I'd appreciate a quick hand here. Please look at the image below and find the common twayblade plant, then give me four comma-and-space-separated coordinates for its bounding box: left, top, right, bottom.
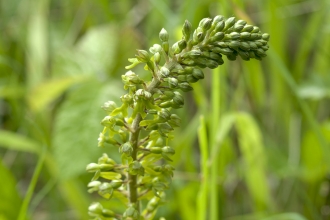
86, 15, 269, 220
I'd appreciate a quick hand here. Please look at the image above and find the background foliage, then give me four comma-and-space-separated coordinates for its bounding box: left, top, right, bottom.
1, 0, 330, 219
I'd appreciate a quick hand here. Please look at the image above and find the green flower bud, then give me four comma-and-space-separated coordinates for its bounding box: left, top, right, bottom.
187, 75, 198, 83
136, 50, 150, 62
123, 204, 140, 219
177, 75, 187, 83
192, 68, 204, 79
99, 182, 114, 199
227, 54, 237, 61
262, 45, 269, 51
182, 20, 192, 40
217, 42, 228, 48
135, 89, 152, 100
248, 51, 256, 58
101, 116, 116, 127
129, 161, 144, 176
150, 147, 162, 154
110, 180, 122, 189
240, 32, 251, 39
249, 42, 258, 50
159, 100, 174, 108
171, 42, 181, 54
121, 94, 133, 104
258, 39, 268, 45
205, 59, 219, 69
236, 19, 247, 26
250, 33, 261, 40
158, 122, 174, 134
214, 21, 225, 32
181, 59, 195, 66
101, 101, 117, 113
88, 181, 101, 188
168, 114, 181, 127
173, 91, 184, 106
193, 30, 205, 43
262, 33, 270, 41
212, 15, 224, 26
99, 164, 114, 171
239, 41, 250, 51
251, 26, 260, 33
183, 49, 202, 59
158, 108, 171, 120
168, 77, 178, 88
178, 39, 187, 50
219, 46, 235, 55
233, 24, 244, 32
150, 44, 163, 54
122, 70, 144, 85
210, 32, 224, 42
88, 203, 103, 214
228, 41, 240, 49
255, 41, 263, 47
199, 18, 212, 31
86, 163, 100, 172
102, 209, 115, 218
162, 146, 175, 155
224, 17, 236, 31
238, 49, 250, 61
154, 52, 161, 64
208, 52, 222, 61
160, 66, 170, 77
228, 32, 240, 40
211, 47, 234, 56
159, 91, 175, 100
255, 48, 267, 57
159, 28, 169, 42
178, 82, 193, 92
98, 153, 116, 165
119, 142, 133, 156
152, 177, 167, 191
242, 24, 253, 32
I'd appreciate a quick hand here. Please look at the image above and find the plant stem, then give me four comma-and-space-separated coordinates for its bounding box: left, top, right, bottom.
127, 74, 162, 209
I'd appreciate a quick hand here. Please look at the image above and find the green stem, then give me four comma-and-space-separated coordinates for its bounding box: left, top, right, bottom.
18, 147, 46, 220
127, 71, 162, 210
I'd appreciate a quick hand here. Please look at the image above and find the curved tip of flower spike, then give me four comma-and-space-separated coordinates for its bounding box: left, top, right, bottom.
178, 15, 270, 66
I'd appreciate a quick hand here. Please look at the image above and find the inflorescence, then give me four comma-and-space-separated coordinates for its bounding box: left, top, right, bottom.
86, 15, 269, 220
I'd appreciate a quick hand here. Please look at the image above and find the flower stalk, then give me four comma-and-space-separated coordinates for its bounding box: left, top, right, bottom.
86, 15, 269, 220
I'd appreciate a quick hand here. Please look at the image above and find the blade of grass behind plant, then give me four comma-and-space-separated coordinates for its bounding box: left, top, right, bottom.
269, 50, 330, 168
209, 66, 222, 220
197, 115, 209, 220
18, 146, 46, 220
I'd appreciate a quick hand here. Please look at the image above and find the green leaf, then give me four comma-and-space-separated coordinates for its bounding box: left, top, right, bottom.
27, 76, 86, 112
0, 161, 22, 220
234, 112, 270, 210
301, 121, 330, 182
100, 172, 122, 180
52, 78, 122, 179
0, 130, 40, 153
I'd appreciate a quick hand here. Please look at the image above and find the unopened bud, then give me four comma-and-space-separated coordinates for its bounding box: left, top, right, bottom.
224, 17, 236, 31
242, 25, 253, 32
101, 101, 117, 113
199, 18, 212, 31
182, 20, 192, 40
136, 50, 150, 62
159, 28, 169, 42
192, 68, 204, 79
158, 67, 169, 78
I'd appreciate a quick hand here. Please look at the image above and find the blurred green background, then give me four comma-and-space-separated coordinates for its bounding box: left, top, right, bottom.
1, 0, 330, 219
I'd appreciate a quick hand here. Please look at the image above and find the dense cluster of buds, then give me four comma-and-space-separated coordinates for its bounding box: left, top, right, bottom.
86, 15, 269, 220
